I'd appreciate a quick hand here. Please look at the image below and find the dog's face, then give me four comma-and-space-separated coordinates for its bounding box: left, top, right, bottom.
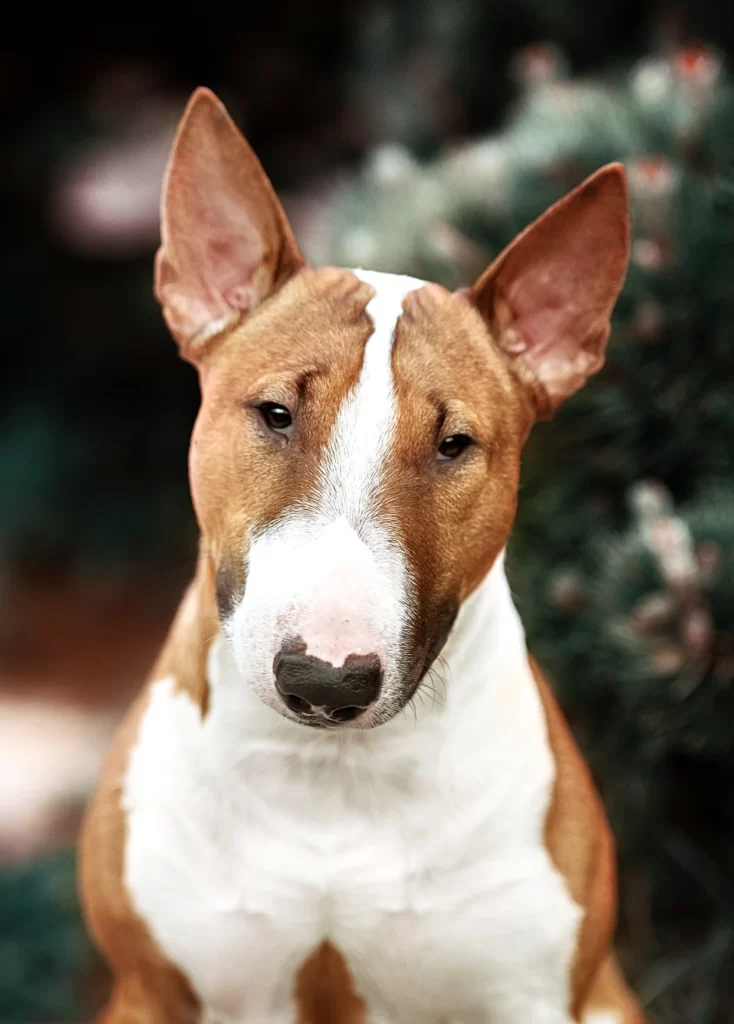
156, 89, 630, 728
186, 269, 528, 727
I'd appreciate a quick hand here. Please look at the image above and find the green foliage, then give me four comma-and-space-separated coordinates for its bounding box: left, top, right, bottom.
0, 852, 96, 1023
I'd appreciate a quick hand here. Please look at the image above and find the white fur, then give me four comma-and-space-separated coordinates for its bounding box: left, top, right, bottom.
124, 554, 582, 1024
224, 271, 425, 724
319, 269, 424, 527
584, 1012, 623, 1024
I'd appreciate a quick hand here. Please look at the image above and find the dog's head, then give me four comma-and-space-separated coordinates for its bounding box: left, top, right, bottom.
156, 88, 630, 728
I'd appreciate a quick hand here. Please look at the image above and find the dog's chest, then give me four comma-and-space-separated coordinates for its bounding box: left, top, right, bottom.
123, 636, 582, 1024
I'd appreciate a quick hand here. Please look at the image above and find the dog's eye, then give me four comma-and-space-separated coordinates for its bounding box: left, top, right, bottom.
437, 434, 473, 461
259, 402, 293, 435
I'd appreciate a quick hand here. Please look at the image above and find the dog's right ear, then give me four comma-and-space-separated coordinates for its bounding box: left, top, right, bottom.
155, 88, 305, 360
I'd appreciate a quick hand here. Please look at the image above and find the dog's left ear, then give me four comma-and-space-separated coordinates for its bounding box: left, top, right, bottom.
155, 87, 305, 359
469, 164, 630, 419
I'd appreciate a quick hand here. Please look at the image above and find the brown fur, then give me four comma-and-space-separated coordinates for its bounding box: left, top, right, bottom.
295, 943, 366, 1024
530, 656, 644, 1021
392, 283, 530, 604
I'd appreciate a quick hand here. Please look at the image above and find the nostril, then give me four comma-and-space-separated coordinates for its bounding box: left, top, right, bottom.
327, 706, 362, 723
283, 694, 316, 716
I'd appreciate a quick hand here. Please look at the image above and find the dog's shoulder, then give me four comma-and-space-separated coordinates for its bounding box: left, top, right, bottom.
529, 655, 618, 1014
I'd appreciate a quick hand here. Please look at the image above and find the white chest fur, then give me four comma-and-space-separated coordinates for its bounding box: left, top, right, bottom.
123, 557, 582, 1024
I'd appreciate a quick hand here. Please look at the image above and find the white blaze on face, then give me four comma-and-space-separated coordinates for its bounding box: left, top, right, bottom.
225, 271, 426, 722
319, 270, 424, 527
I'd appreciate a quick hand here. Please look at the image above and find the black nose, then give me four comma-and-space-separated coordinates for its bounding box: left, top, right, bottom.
273, 647, 382, 723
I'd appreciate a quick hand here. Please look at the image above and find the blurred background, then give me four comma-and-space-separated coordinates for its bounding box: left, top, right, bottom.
1, 3, 734, 1022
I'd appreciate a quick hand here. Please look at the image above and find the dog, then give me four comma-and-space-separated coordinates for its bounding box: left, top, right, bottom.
79, 87, 645, 1024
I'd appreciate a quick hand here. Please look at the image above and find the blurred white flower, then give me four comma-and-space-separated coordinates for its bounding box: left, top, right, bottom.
0, 697, 116, 862
52, 98, 182, 256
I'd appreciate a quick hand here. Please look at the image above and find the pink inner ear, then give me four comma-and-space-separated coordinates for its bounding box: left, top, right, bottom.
502, 266, 615, 408
471, 164, 631, 414
202, 232, 264, 310
505, 275, 601, 357
172, 179, 272, 326
502, 287, 567, 356
155, 88, 304, 352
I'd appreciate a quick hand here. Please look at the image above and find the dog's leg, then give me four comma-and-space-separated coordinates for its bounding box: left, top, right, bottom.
80, 694, 201, 1024
95, 972, 199, 1024
294, 942, 366, 1024
579, 954, 646, 1024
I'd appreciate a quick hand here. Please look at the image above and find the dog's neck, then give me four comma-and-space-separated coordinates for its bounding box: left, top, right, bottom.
438, 549, 526, 690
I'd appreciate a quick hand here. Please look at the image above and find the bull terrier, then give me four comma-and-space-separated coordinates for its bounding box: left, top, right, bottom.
80, 88, 645, 1024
